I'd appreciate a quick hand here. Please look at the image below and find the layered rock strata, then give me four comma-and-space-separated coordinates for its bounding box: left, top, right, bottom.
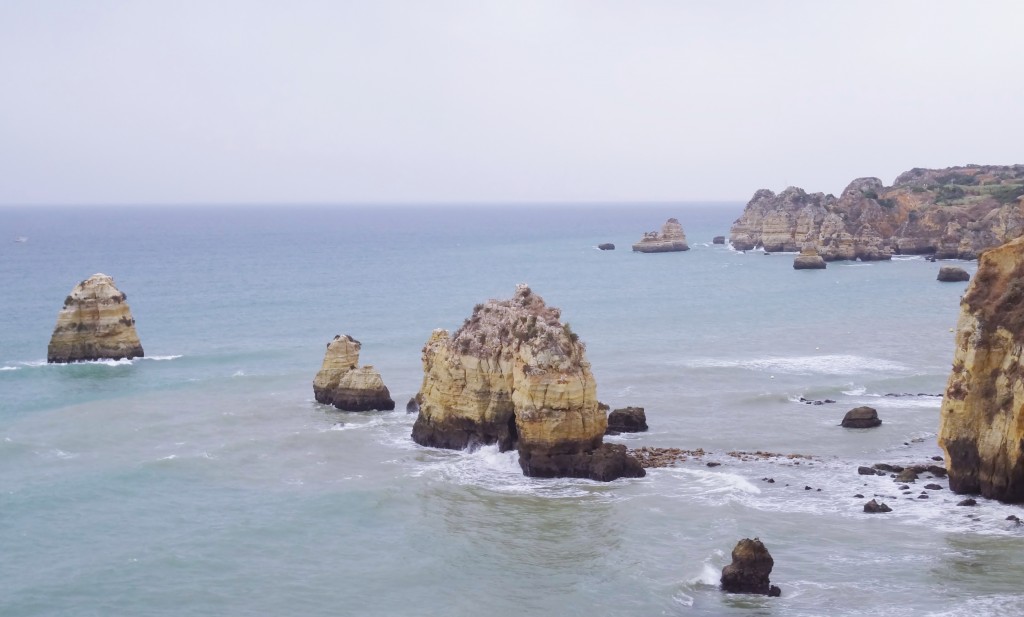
632, 218, 690, 253
720, 538, 781, 596
939, 236, 1024, 502
47, 274, 144, 363
730, 165, 1024, 260
411, 284, 645, 481
313, 335, 395, 411
793, 246, 826, 270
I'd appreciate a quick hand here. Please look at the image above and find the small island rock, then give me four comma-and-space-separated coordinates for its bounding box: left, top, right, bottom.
720, 538, 781, 596
841, 406, 881, 428
597, 243, 615, 251
793, 246, 827, 270
937, 266, 970, 282
606, 406, 648, 434
632, 218, 690, 253
47, 274, 144, 363
313, 335, 395, 411
712, 236, 726, 244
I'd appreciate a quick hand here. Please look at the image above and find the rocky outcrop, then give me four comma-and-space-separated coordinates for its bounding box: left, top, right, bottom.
939, 235, 1024, 503
730, 165, 1024, 260
793, 246, 826, 270
937, 266, 970, 282
606, 406, 648, 434
47, 274, 144, 363
712, 236, 726, 244
411, 284, 645, 481
720, 538, 781, 597
841, 406, 881, 428
313, 335, 395, 411
632, 218, 690, 253
598, 243, 615, 251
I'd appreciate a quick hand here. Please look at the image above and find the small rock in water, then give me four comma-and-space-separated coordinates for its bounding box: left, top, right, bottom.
864, 499, 892, 513
841, 406, 881, 428
804, 486, 812, 491
918, 494, 929, 499
896, 469, 919, 483
957, 498, 977, 506
406, 397, 419, 414
931, 456, 944, 462
854, 494, 864, 498
858, 466, 877, 475
924, 483, 942, 490
1006, 515, 1021, 524
720, 538, 780, 596
597, 243, 615, 251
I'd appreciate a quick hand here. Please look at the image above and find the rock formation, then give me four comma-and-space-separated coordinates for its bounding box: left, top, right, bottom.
841, 406, 881, 428
712, 236, 726, 244
793, 246, 827, 270
598, 243, 615, 251
720, 538, 781, 596
313, 335, 395, 411
939, 235, 1024, 503
411, 284, 645, 481
632, 218, 690, 253
937, 266, 970, 282
606, 406, 648, 434
47, 274, 144, 363
730, 165, 1024, 260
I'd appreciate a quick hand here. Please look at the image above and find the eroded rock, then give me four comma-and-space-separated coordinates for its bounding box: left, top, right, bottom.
720, 538, 781, 596
841, 406, 881, 428
632, 218, 690, 253
937, 266, 970, 282
606, 406, 648, 434
313, 335, 395, 411
47, 274, 144, 363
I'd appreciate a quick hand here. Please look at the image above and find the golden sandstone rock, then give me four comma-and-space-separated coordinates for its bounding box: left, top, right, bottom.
632, 218, 690, 253
47, 274, 144, 363
939, 236, 1024, 502
412, 284, 644, 481
313, 335, 394, 411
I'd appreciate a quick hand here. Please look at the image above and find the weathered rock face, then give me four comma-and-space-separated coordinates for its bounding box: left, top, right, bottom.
939, 236, 1024, 503
720, 538, 781, 596
411, 284, 645, 481
841, 406, 881, 428
47, 274, 144, 363
793, 246, 827, 270
632, 218, 690, 253
937, 266, 971, 282
313, 335, 395, 411
730, 165, 1024, 260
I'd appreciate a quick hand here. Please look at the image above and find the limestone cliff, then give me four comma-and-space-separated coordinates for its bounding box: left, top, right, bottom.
730, 165, 1024, 260
411, 284, 644, 481
47, 274, 144, 363
632, 218, 690, 253
939, 235, 1024, 503
313, 334, 395, 411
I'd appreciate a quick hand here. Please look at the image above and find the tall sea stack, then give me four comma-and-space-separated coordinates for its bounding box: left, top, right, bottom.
47, 274, 144, 363
411, 284, 644, 481
939, 235, 1024, 503
632, 218, 690, 253
313, 334, 395, 411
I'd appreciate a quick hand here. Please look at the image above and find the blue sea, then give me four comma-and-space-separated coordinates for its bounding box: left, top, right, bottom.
2, 204, 1022, 616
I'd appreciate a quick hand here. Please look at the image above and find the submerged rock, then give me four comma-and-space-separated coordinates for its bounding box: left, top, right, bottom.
720, 538, 781, 596
47, 274, 144, 363
632, 218, 690, 253
793, 246, 827, 270
940, 235, 1024, 503
606, 406, 648, 434
313, 335, 395, 411
841, 406, 881, 428
411, 284, 644, 481
937, 266, 970, 282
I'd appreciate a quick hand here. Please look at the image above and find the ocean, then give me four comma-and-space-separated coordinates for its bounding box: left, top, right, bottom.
2, 204, 1022, 616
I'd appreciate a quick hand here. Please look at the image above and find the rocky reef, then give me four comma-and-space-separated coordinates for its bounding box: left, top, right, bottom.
411, 284, 645, 481
47, 274, 144, 363
313, 334, 395, 411
939, 235, 1024, 503
730, 165, 1024, 260
632, 218, 690, 253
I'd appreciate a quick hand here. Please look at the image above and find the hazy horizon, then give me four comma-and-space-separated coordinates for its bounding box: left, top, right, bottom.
2, 1, 1022, 206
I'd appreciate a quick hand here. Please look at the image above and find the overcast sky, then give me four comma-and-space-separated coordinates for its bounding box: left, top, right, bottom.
1, 1, 1022, 205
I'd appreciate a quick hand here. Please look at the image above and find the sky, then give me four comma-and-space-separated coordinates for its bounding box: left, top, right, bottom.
1, 1, 1022, 205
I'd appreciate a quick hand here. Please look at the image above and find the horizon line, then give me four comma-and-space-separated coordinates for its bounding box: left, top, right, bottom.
0, 199, 747, 208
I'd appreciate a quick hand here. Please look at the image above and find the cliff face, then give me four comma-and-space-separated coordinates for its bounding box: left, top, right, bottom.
47, 274, 144, 363
313, 334, 395, 411
632, 218, 690, 253
939, 235, 1024, 503
412, 284, 644, 481
730, 165, 1024, 260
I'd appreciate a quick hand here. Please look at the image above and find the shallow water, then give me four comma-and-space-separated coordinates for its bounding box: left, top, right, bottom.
2, 204, 1020, 616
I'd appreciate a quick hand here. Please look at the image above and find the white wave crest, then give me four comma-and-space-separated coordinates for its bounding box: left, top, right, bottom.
676, 354, 910, 376
0, 366, 20, 371
143, 355, 182, 361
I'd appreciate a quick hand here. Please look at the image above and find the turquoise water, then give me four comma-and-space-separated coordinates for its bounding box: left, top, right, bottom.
2, 204, 1022, 616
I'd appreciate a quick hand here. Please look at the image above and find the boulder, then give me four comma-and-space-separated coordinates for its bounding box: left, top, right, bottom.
606, 406, 648, 434
406, 397, 419, 414
632, 218, 690, 253
720, 538, 781, 596
939, 235, 1024, 503
597, 243, 615, 251
841, 406, 881, 428
863, 499, 892, 513
313, 335, 395, 411
47, 274, 144, 363
712, 236, 726, 244
793, 246, 827, 270
411, 284, 644, 481
937, 266, 970, 282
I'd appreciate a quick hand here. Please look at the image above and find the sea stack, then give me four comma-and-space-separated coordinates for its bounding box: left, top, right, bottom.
411, 284, 645, 481
313, 334, 395, 411
720, 538, 781, 597
793, 246, 827, 270
632, 218, 690, 253
939, 235, 1024, 503
47, 274, 144, 363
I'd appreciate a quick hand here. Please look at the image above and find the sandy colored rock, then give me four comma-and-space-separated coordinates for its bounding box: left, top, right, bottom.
313, 334, 394, 411
730, 165, 1024, 260
47, 274, 144, 363
939, 235, 1024, 502
411, 284, 644, 481
632, 218, 690, 253
793, 245, 827, 270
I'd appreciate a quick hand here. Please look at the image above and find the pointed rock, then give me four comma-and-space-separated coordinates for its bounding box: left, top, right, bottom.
47, 274, 144, 363
313, 334, 394, 411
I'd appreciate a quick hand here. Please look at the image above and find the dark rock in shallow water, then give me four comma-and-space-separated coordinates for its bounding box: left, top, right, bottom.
924, 483, 942, 490
519, 443, 645, 481
937, 266, 970, 282
713, 236, 726, 244
957, 498, 977, 506
720, 538, 780, 596
928, 465, 947, 477
858, 466, 878, 476
874, 463, 904, 473
606, 406, 648, 434
864, 499, 892, 513
841, 406, 881, 428
406, 397, 419, 414
896, 469, 919, 483
598, 243, 615, 251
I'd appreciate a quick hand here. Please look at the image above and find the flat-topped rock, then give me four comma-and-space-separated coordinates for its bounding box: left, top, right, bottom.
793, 246, 827, 270
47, 274, 144, 363
841, 406, 881, 428
598, 243, 615, 250
937, 266, 970, 282
313, 334, 394, 411
606, 406, 648, 434
632, 218, 690, 253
